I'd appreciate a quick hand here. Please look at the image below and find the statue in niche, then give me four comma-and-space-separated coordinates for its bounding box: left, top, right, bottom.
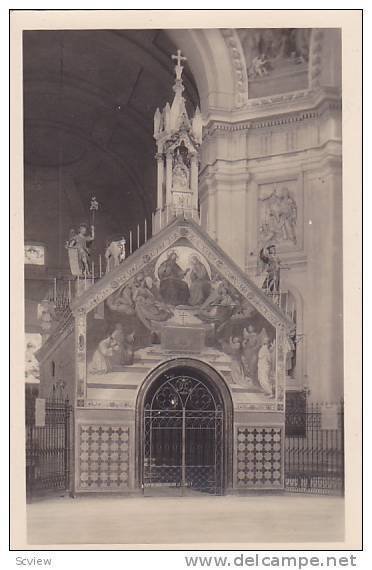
259, 186, 297, 245
172, 151, 189, 189
158, 250, 190, 305
188, 255, 211, 306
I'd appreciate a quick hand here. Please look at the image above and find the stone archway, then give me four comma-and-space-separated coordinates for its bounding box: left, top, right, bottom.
136, 358, 233, 495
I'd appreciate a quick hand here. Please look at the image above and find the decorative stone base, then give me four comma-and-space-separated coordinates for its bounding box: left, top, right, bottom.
76, 424, 130, 492
235, 425, 284, 489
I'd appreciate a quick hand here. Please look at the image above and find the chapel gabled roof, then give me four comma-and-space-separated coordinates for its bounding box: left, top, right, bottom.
71, 217, 294, 332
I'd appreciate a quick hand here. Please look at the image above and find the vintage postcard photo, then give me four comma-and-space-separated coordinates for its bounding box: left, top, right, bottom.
10, 9, 362, 550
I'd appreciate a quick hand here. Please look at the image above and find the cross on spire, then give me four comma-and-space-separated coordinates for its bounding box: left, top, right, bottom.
171, 49, 187, 81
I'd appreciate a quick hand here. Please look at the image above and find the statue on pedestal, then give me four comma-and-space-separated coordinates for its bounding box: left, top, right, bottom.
67, 222, 94, 276
66, 197, 98, 277
105, 237, 126, 272
259, 244, 282, 293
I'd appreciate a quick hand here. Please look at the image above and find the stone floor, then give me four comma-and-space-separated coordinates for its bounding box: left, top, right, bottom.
27, 493, 344, 547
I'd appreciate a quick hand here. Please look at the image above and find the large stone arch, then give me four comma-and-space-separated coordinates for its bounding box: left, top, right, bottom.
165, 28, 246, 114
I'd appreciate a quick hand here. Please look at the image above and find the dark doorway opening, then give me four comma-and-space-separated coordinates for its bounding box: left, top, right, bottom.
142, 365, 225, 495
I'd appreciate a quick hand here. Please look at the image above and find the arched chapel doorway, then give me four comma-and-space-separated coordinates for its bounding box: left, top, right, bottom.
137, 359, 233, 495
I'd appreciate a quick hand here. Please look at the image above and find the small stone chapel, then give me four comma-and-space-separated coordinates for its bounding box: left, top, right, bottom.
37, 48, 301, 496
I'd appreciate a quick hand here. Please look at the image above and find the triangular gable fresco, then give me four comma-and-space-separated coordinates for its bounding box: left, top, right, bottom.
67, 218, 295, 410
72, 217, 293, 333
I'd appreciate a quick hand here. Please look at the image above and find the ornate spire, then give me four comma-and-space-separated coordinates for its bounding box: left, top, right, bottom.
154, 48, 201, 144
152, 48, 202, 233
171, 49, 187, 84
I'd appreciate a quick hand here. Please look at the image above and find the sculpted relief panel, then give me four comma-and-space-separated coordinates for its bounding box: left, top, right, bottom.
258, 179, 301, 250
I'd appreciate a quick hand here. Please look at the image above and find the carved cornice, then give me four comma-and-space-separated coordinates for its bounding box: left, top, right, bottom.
203, 87, 341, 137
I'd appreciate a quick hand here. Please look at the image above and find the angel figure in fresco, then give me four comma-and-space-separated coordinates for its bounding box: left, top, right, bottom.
257, 334, 275, 397
88, 334, 120, 374
220, 336, 246, 387
251, 53, 270, 77
106, 274, 172, 331
106, 282, 136, 315
122, 331, 135, 365
197, 280, 239, 335
110, 323, 136, 365
241, 325, 260, 381
158, 250, 190, 305
132, 273, 173, 330
188, 255, 211, 306
109, 323, 125, 365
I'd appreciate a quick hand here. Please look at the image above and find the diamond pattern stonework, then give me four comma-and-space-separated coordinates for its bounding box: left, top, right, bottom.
78, 425, 130, 490
236, 426, 283, 488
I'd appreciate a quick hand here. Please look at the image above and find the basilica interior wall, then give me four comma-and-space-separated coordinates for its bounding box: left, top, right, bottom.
24, 29, 343, 406
199, 82, 342, 402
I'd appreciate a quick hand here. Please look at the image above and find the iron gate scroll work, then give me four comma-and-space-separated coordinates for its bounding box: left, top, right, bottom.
26, 393, 72, 498
143, 374, 224, 495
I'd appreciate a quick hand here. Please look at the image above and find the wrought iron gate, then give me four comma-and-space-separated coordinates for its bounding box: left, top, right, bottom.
26, 393, 72, 497
284, 392, 344, 494
143, 374, 224, 495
